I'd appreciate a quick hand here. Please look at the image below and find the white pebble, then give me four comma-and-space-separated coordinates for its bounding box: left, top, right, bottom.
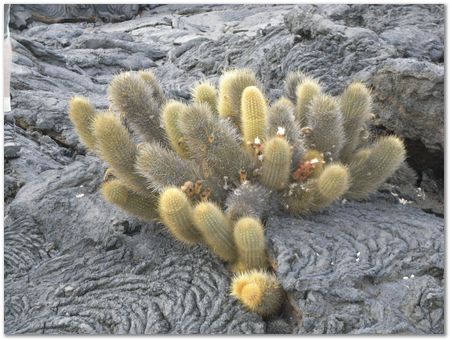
399, 198, 412, 205
403, 276, 409, 280
64, 285, 74, 293
76, 194, 85, 198
410, 274, 415, 278
356, 251, 360, 257
356, 258, 360, 262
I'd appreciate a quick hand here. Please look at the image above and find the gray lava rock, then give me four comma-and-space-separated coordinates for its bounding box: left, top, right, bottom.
266, 195, 444, 334
10, 4, 145, 29
369, 58, 444, 162
4, 4, 444, 335
5, 157, 265, 334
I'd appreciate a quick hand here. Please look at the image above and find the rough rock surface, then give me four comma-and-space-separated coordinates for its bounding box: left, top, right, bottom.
266, 195, 444, 334
4, 4, 444, 334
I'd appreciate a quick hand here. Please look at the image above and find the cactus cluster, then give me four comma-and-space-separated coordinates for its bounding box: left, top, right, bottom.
69, 68, 406, 318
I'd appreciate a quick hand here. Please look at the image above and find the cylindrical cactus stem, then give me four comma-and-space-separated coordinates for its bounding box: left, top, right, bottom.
306, 94, 345, 162
312, 163, 350, 211
260, 136, 292, 191
284, 70, 305, 104
225, 182, 271, 222
159, 187, 202, 245
192, 202, 236, 262
267, 97, 305, 168
283, 180, 316, 215
93, 113, 147, 193
232, 261, 249, 274
233, 217, 268, 271
345, 136, 406, 200
241, 86, 268, 153
231, 270, 284, 317
68, 96, 97, 151
295, 77, 321, 126
135, 142, 203, 194
138, 69, 166, 108
339, 82, 372, 162
108, 71, 166, 143
101, 179, 158, 221
192, 81, 218, 114
218, 69, 258, 127
271, 96, 295, 110
179, 103, 253, 187
350, 147, 372, 164
161, 100, 190, 158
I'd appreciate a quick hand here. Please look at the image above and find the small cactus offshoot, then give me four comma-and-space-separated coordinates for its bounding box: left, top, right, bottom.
295, 77, 321, 126
192, 80, 218, 114
159, 187, 202, 245
231, 270, 284, 317
345, 136, 406, 200
102, 178, 158, 222
218, 68, 258, 127
161, 100, 190, 158
69, 68, 407, 318
68, 96, 97, 151
260, 136, 292, 190
193, 202, 236, 262
233, 217, 268, 272
241, 86, 268, 152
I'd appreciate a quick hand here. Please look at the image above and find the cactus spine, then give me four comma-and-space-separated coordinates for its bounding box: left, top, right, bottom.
231, 270, 284, 317
241, 86, 268, 151
345, 136, 406, 200
233, 217, 268, 271
68, 96, 97, 151
102, 179, 158, 221
218, 69, 258, 127
295, 77, 321, 126
192, 81, 218, 114
159, 187, 202, 245
192, 202, 236, 262
260, 136, 292, 190
161, 100, 189, 158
